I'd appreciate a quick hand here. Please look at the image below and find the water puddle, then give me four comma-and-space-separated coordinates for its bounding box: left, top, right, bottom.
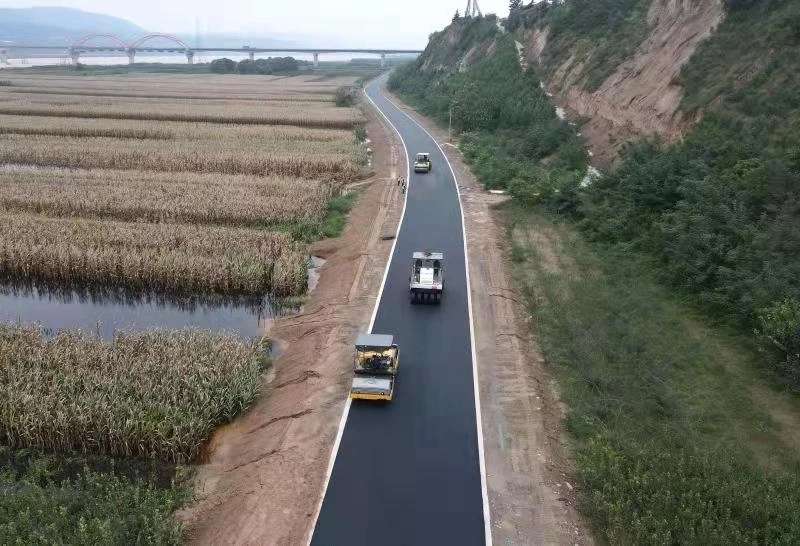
0, 283, 286, 341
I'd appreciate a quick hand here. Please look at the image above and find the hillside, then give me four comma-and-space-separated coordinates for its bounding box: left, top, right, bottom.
390, 1, 800, 543
0, 7, 145, 46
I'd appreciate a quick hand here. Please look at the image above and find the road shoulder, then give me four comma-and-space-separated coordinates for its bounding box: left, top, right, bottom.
384, 90, 592, 545
177, 96, 404, 546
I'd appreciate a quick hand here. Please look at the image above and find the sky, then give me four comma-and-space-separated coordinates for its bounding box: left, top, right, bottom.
0, 0, 512, 48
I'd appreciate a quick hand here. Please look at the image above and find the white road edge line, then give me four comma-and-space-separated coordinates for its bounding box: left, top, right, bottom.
382, 94, 494, 546
305, 77, 410, 546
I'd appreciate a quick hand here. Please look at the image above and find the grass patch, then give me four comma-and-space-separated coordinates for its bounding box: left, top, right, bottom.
504, 202, 800, 543
0, 446, 188, 544
288, 190, 359, 242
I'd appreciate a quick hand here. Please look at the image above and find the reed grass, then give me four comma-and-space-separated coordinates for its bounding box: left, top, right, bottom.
0, 212, 308, 296
0, 325, 268, 463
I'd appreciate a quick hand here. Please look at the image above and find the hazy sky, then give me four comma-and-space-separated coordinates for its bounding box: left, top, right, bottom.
1, 0, 511, 48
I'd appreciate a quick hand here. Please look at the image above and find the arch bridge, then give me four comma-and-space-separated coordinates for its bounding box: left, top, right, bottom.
68, 33, 194, 64
2, 33, 422, 67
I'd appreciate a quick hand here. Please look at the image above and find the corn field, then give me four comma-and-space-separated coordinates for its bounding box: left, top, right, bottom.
0, 73, 358, 96
5, 87, 335, 102
0, 212, 309, 296
0, 167, 338, 227
0, 114, 354, 142
0, 73, 368, 296
0, 134, 362, 179
0, 325, 268, 463
0, 102, 363, 129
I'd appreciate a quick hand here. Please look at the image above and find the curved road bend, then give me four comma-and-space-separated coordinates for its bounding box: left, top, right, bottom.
311, 75, 487, 545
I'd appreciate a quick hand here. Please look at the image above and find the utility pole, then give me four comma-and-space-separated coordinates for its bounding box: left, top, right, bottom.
448, 104, 453, 142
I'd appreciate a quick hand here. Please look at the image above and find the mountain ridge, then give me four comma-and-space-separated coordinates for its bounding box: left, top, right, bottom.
0, 7, 146, 46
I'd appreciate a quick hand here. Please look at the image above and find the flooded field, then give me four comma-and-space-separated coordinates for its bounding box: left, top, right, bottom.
0, 284, 278, 340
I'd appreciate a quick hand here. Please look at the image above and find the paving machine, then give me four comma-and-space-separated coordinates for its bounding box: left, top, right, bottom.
350, 333, 400, 401
414, 152, 432, 173
409, 251, 444, 303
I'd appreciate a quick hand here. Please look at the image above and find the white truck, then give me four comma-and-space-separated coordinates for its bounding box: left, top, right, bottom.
409, 251, 444, 303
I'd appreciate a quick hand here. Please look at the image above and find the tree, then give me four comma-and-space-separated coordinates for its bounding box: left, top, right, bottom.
453, 10, 460, 23
508, 0, 523, 31
210, 58, 236, 74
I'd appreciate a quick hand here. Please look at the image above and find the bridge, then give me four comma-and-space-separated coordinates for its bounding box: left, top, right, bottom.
0, 33, 422, 68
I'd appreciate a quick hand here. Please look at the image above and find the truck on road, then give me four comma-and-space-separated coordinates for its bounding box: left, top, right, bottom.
409, 251, 444, 303
414, 152, 432, 173
350, 333, 400, 401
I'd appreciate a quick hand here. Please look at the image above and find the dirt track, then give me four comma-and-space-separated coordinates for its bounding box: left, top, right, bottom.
384, 90, 592, 544
177, 100, 403, 545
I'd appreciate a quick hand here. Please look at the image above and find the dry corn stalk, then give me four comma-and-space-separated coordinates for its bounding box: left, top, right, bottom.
0, 212, 308, 297
0, 324, 268, 463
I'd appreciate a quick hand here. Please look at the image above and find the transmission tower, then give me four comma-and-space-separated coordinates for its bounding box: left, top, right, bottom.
464, 0, 482, 18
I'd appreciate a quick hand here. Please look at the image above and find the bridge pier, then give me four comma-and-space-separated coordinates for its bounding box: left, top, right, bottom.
248, 51, 254, 62
127, 49, 135, 65
186, 50, 194, 64
380, 52, 386, 68
313, 52, 319, 68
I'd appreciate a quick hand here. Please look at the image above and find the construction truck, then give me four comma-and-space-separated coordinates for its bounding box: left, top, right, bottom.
350, 333, 400, 401
409, 251, 444, 303
414, 152, 432, 173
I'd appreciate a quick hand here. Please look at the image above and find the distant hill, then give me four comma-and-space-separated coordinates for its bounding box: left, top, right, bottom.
0, 7, 146, 46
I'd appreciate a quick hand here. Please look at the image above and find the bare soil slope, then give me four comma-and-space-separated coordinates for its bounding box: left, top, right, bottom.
527, 0, 725, 166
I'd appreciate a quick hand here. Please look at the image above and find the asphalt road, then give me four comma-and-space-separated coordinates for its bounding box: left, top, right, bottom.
311, 76, 486, 545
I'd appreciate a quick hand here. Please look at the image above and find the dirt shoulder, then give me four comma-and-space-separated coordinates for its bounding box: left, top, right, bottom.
384, 90, 592, 544
177, 98, 404, 546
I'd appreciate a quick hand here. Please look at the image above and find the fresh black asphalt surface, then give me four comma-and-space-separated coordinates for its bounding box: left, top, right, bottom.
311, 76, 486, 545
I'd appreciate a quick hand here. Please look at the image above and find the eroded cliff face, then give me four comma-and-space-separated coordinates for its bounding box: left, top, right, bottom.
526, 0, 725, 167
419, 22, 499, 74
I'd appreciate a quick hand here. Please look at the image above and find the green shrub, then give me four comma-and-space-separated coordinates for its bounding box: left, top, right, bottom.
0, 447, 186, 544
335, 86, 357, 107
580, 436, 800, 544
757, 299, 800, 382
